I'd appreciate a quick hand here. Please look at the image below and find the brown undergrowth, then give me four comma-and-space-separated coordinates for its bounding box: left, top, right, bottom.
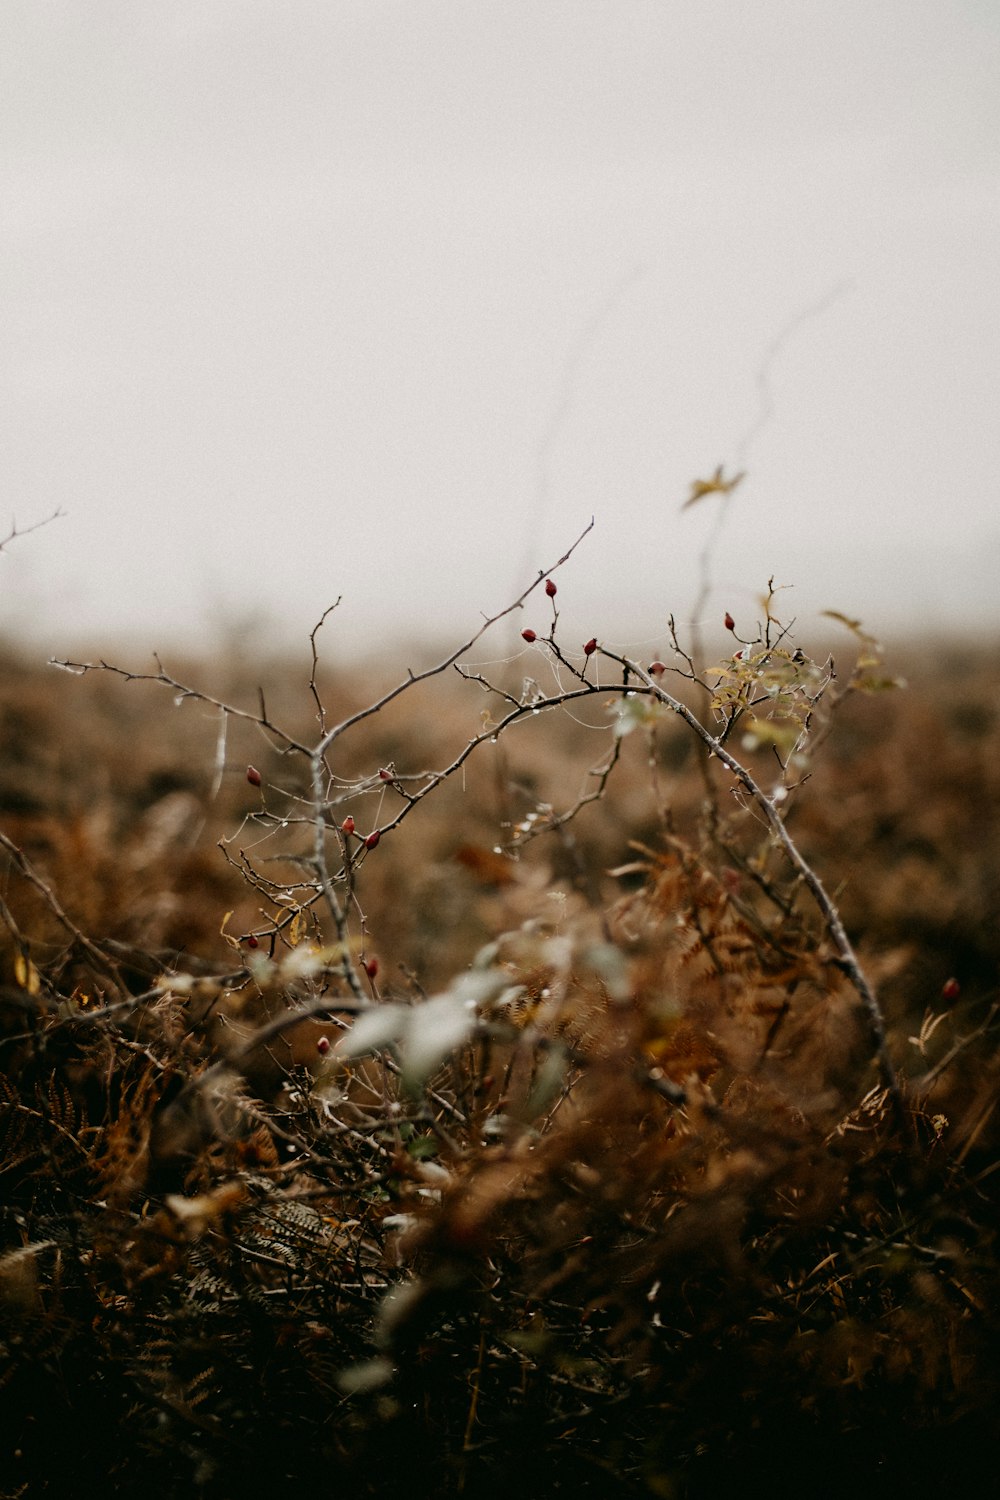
1, 626, 999, 1499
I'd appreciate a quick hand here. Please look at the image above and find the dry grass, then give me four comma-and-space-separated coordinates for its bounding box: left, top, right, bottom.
1, 633, 999, 1498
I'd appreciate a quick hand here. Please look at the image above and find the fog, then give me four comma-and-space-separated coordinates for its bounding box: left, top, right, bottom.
3, 1, 999, 667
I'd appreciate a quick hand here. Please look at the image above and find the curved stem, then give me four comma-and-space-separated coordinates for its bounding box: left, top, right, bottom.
600, 650, 904, 1121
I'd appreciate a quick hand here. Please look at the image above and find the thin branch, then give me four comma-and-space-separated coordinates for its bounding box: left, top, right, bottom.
506, 738, 623, 852
0, 831, 123, 988
47, 656, 312, 757
309, 598, 341, 733
598, 647, 904, 1121
0, 507, 64, 554
313, 518, 594, 761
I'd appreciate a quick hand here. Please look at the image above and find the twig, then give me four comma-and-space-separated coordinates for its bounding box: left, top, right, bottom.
308, 598, 341, 734
0, 831, 123, 988
598, 648, 904, 1122
0, 508, 65, 555
46, 655, 311, 757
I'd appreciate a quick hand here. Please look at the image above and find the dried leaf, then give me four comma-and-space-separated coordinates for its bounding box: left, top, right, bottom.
681, 464, 746, 510
13, 952, 41, 995
455, 843, 518, 886
821, 608, 872, 640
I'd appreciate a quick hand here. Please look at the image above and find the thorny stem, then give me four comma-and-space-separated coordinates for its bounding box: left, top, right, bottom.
308, 598, 341, 734
299, 522, 594, 976
600, 648, 904, 1121
36, 516, 902, 1130
302, 523, 594, 1003
42, 527, 598, 980
310, 754, 367, 1005
312, 519, 594, 762
48, 655, 312, 757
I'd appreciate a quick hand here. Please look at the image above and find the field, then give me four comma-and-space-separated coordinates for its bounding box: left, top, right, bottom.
2, 601, 999, 1498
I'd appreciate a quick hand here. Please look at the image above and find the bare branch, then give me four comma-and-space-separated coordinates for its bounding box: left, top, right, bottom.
597, 646, 904, 1121
0, 831, 123, 988
313, 518, 594, 761
0, 508, 64, 555
308, 598, 341, 733
47, 655, 311, 756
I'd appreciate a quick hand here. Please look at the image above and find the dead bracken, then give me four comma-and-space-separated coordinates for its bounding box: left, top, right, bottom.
2, 517, 999, 1498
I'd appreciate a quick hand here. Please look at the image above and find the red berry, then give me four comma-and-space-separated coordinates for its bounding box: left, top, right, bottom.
246, 933, 259, 950
545, 579, 557, 598
648, 661, 667, 676
246, 765, 262, 786
364, 829, 381, 850
364, 956, 380, 979
724, 612, 736, 632
378, 767, 394, 782
583, 637, 597, 656
942, 977, 961, 1002
316, 1035, 330, 1055
521, 628, 537, 643
341, 815, 356, 835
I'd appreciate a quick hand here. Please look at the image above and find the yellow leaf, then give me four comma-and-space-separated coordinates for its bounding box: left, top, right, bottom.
681, 464, 746, 510
742, 717, 802, 756
820, 608, 878, 645
218, 910, 241, 950
14, 952, 41, 995
288, 910, 307, 947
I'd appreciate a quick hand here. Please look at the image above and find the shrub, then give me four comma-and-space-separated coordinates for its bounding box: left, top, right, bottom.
2, 514, 999, 1497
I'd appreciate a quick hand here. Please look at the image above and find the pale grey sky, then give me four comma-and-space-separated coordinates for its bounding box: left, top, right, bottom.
2, 1, 999, 663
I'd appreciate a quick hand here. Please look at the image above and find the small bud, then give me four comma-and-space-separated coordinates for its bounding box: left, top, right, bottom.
341, 815, 356, 835
942, 977, 961, 1002
378, 768, 394, 782
545, 578, 557, 598
648, 661, 667, 676
246, 933, 259, 950
583, 638, 597, 656
316, 1035, 330, 1055
364, 956, 380, 979
521, 628, 537, 643
364, 829, 381, 850
246, 765, 262, 787
724, 612, 735, 632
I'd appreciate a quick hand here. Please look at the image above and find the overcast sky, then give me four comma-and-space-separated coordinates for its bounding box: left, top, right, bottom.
2, 1, 998, 666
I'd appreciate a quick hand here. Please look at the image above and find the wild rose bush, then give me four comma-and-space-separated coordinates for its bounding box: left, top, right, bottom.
2, 517, 999, 1497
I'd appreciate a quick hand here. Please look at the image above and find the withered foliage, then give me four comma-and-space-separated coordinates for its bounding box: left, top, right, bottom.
2, 634, 999, 1499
